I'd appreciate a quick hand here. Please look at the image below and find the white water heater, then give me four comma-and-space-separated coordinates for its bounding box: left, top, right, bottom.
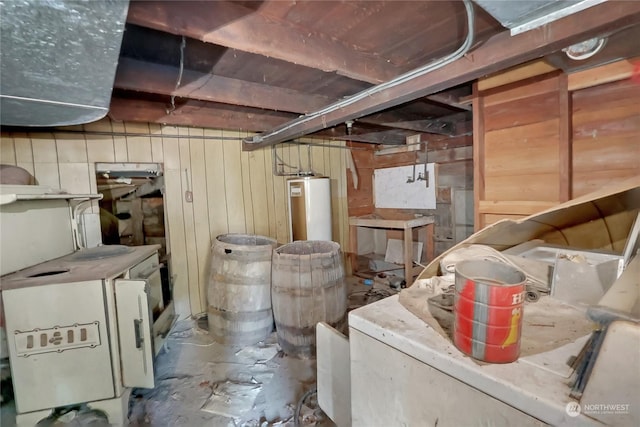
287, 176, 332, 242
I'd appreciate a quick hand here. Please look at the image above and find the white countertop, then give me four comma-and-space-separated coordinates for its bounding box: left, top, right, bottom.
348, 295, 601, 426
1, 245, 159, 290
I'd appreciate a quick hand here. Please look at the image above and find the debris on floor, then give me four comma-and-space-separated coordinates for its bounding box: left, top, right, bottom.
201, 381, 263, 419
127, 317, 333, 426
235, 344, 279, 363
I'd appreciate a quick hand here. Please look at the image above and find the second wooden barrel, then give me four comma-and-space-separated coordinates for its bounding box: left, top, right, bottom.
207, 233, 277, 346
272, 240, 347, 358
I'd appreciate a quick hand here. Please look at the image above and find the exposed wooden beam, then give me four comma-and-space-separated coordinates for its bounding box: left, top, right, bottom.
114, 57, 332, 114
108, 97, 294, 131
567, 56, 640, 90
477, 59, 557, 91
334, 130, 411, 145
375, 112, 472, 136
127, 0, 401, 84
243, 1, 640, 150
425, 87, 473, 111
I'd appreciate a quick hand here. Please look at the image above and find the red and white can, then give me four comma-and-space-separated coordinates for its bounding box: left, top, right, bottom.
453, 259, 526, 363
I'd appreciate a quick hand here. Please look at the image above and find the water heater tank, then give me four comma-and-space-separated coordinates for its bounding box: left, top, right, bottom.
287, 177, 332, 242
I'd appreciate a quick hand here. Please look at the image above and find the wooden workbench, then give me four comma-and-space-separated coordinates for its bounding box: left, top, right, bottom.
349, 214, 435, 284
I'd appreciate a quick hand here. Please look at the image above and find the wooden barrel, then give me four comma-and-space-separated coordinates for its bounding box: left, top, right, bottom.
207, 234, 277, 346
272, 241, 347, 358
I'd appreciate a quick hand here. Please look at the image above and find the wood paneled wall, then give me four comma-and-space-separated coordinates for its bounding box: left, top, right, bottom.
572, 78, 640, 197
474, 72, 564, 229
474, 59, 640, 229
0, 119, 349, 317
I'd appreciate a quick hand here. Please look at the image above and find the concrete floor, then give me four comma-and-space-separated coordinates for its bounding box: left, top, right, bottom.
0, 317, 332, 426
128, 317, 331, 426
0, 277, 385, 426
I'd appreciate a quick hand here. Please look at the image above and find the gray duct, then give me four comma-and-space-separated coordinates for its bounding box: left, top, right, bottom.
472, 0, 607, 35
0, 0, 129, 127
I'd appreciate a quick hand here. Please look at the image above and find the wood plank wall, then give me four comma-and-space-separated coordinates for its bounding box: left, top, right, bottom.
0, 118, 349, 317
474, 58, 640, 230
572, 78, 640, 197
474, 72, 563, 229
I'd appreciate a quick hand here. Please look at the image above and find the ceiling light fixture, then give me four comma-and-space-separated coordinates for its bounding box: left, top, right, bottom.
563, 37, 607, 60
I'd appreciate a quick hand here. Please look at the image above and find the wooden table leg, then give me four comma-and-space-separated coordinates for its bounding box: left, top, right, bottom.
426, 223, 434, 262
349, 224, 358, 275
404, 225, 413, 282
418, 225, 427, 265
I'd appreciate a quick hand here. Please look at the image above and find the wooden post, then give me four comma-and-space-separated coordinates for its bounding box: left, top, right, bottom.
131, 198, 145, 246
403, 225, 413, 283
472, 81, 485, 231
558, 73, 572, 202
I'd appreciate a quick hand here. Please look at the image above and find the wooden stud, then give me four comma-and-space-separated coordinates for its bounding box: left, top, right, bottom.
472, 81, 485, 231
130, 198, 145, 246
559, 73, 572, 202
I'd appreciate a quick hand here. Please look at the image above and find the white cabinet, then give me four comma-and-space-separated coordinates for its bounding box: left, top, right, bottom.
1, 245, 170, 425
348, 296, 600, 427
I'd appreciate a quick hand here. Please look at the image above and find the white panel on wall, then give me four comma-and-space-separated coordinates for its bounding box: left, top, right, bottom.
374, 163, 436, 209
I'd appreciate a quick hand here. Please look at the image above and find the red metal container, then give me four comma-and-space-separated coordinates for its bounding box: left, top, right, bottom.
453, 259, 526, 363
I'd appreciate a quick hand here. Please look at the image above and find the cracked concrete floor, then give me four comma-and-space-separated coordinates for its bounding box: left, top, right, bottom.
0, 317, 333, 427
127, 317, 333, 427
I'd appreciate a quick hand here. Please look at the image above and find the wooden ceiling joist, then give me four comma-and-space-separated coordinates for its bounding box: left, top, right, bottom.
377, 112, 472, 136
425, 87, 473, 111
108, 97, 294, 132
127, 0, 401, 84
115, 57, 332, 114
243, 1, 640, 150
336, 129, 412, 145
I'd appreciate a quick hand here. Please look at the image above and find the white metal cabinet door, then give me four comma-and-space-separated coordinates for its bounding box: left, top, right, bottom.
115, 279, 155, 389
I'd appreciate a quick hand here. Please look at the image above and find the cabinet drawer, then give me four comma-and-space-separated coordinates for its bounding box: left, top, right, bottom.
129, 254, 159, 279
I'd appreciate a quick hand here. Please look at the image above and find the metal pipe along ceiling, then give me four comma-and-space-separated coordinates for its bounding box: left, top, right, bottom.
244, 0, 476, 147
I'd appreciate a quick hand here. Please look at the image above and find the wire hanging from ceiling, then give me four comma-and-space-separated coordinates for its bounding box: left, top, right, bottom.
167, 36, 186, 114
246, 0, 476, 146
